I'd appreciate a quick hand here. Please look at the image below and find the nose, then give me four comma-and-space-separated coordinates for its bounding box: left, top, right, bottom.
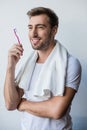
32, 27, 38, 37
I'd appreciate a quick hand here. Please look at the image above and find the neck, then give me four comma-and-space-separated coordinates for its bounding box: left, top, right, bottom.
37, 41, 56, 63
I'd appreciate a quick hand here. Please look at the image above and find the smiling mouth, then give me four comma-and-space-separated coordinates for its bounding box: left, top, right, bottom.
31, 38, 40, 45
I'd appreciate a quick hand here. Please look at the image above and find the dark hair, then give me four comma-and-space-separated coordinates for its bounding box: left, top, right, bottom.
27, 7, 59, 28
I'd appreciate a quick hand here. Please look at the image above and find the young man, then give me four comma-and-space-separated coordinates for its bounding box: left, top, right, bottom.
4, 7, 81, 130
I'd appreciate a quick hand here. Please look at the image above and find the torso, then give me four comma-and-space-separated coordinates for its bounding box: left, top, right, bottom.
21, 54, 81, 130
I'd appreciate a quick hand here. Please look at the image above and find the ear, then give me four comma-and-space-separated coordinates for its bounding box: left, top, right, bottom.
51, 25, 58, 36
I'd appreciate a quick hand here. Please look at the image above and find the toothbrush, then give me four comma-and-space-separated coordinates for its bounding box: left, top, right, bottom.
13, 28, 21, 44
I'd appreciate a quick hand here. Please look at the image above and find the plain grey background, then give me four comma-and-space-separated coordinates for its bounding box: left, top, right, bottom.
0, 0, 87, 130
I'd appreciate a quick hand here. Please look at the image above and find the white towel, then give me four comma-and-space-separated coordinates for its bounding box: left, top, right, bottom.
15, 40, 68, 97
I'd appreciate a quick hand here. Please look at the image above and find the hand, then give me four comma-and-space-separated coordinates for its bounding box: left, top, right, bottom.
17, 98, 27, 111
8, 44, 24, 67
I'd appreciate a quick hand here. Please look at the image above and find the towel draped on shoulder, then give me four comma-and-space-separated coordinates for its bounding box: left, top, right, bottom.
15, 40, 68, 97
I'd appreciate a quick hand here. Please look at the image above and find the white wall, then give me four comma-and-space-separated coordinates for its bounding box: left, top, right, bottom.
0, 0, 87, 129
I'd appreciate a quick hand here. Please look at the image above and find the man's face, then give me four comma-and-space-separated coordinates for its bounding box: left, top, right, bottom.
28, 14, 56, 50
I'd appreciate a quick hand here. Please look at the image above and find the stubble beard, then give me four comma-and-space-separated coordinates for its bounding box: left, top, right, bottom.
31, 32, 52, 51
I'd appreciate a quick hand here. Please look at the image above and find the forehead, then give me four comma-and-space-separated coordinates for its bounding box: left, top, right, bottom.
29, 14, 50, 25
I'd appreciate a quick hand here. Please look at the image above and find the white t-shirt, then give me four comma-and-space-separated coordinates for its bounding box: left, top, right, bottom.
21, 54, 81, 130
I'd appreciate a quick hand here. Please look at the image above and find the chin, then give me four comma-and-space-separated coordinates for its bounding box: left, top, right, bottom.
32, 45, 38, 50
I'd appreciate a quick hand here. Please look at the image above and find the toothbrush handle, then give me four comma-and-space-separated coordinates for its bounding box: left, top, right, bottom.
13, 29, 21, 44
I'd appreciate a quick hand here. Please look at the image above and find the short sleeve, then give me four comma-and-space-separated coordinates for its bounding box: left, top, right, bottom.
65, 54, 82, 91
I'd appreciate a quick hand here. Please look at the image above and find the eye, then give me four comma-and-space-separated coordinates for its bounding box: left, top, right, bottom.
37, 25, 45, 29
28, 25, 32, 30
38, 25, 43, 28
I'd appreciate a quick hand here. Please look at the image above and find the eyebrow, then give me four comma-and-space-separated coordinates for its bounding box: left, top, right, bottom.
28, 24, 47, 28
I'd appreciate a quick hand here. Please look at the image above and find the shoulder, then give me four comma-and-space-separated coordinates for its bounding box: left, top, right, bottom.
67, 54, 81, 73
66, 54, 82, 91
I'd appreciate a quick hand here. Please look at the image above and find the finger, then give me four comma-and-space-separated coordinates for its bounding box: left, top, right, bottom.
14, 48, 23, 56
15, 44, 24, 51
11, 44, 24, 54
9, 46, 23, 56
9, 51, 21, 59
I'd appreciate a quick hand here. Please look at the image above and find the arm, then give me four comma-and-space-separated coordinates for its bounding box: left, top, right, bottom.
4, 44, 24, 110
18, 87, 76, 119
